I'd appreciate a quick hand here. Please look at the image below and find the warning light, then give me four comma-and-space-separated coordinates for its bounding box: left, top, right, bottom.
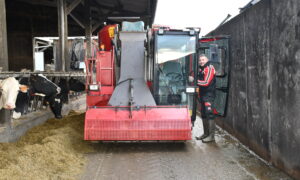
100, 44, 105, 51
108, 27, 115, 38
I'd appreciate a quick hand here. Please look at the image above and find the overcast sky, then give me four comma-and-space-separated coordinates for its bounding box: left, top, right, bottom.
154, 0, 251, 36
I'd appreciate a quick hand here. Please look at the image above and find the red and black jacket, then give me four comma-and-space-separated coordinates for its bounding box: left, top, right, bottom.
197, 61, 216, 102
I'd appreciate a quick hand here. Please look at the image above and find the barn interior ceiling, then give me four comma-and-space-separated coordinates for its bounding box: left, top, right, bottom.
11, 0, 158, 34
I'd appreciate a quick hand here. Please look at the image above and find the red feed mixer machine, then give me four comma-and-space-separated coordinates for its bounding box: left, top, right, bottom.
85, 22, 199, 141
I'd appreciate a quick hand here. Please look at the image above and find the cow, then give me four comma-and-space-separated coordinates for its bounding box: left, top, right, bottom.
12, 74, 63, 119
0, 77, 28, 110
30, 74, 63, 119
58, 78, 69, 104
69, 77, 85, 92
12, 77, 31, 119
11, 75, 85, 119
57, 77, 85, 104
30, 74, 61, 96
48, 77, 85, 119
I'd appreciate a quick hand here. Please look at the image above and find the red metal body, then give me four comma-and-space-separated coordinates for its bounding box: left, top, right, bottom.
85, 50, 115, 107
84, 106, 191, 141
84, 25, 192, 141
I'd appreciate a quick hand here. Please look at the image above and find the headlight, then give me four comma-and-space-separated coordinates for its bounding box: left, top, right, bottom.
89, 84, 99, 91
158, 29, 164, 35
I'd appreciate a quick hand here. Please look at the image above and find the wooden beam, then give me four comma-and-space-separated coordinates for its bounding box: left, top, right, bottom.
0, 0, 8, 71
85, 0, 92, 58
66, 0, 82, 14
57, 0, 69, 72
69, 12, 85, 29
0, 0, 10, 126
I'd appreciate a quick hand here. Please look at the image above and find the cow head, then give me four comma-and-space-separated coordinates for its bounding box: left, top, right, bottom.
0, 77, 29, 110
48, 94, 63, 119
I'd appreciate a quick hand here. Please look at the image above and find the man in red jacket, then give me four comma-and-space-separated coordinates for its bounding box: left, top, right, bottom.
195, 54, 216, 143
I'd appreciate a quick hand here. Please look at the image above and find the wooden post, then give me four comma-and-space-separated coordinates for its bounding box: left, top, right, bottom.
57, 0, 69, 72
85, 0, 92, 58
0, 0, 8, 71
0, 0, 10, 125
0, 110, 10, 126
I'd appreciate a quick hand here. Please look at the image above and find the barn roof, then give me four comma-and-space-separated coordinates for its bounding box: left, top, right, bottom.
14, 0, 158, 32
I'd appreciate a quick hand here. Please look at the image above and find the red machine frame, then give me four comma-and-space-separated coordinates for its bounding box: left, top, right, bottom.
84, 25, 192, 141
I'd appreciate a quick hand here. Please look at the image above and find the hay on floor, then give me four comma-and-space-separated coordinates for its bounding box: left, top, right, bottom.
0, 112, 94, 180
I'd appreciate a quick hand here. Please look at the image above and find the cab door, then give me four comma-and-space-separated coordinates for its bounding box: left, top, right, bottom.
199, 36, 230, 116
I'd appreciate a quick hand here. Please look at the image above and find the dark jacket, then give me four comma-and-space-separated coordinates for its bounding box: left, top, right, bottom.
197, 61, 216, 102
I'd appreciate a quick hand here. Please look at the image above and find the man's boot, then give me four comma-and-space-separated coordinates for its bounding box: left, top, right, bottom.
196, 118, 209, 140
202, 120, 215, 143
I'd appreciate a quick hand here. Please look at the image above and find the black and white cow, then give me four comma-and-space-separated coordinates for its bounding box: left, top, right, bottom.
11, 75, 62, 119
30, 74, 61, 96
48, 77, 85, 118
69, 77, 85, 92
30, 74, 85, 118
12, 77, 31, 119
57, 77, 85, 103
30, 74, 63, 119
11, 75, 85, 119
58, 78, 69, 104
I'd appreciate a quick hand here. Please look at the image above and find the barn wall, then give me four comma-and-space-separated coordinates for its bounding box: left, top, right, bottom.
6, 0, 84, 71
210, 0, 300, 178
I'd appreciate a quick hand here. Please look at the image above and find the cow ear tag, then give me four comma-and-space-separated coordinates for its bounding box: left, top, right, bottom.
19, 85, 29, 93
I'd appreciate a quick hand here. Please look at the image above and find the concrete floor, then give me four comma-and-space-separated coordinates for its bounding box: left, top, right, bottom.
80, 116, 292, 180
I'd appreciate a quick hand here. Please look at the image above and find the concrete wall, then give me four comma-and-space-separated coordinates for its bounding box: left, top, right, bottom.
210, 0, 300, 179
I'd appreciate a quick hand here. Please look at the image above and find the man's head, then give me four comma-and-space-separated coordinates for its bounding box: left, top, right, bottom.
199, 54, 209, 67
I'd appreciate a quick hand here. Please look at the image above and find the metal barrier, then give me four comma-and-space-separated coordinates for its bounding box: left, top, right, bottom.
0, 72, 86, 125
0, 71, 86, 78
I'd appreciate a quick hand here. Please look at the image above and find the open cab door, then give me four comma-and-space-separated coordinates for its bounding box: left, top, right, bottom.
199, 36, 230, 116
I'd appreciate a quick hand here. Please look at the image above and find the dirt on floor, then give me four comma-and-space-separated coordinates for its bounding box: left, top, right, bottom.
0, 112, 94, 180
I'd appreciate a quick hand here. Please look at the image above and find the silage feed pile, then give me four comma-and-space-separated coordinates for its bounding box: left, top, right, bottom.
0, 112, 94, 180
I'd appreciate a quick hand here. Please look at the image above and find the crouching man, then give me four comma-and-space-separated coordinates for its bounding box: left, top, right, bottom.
195, 54, 216, 143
